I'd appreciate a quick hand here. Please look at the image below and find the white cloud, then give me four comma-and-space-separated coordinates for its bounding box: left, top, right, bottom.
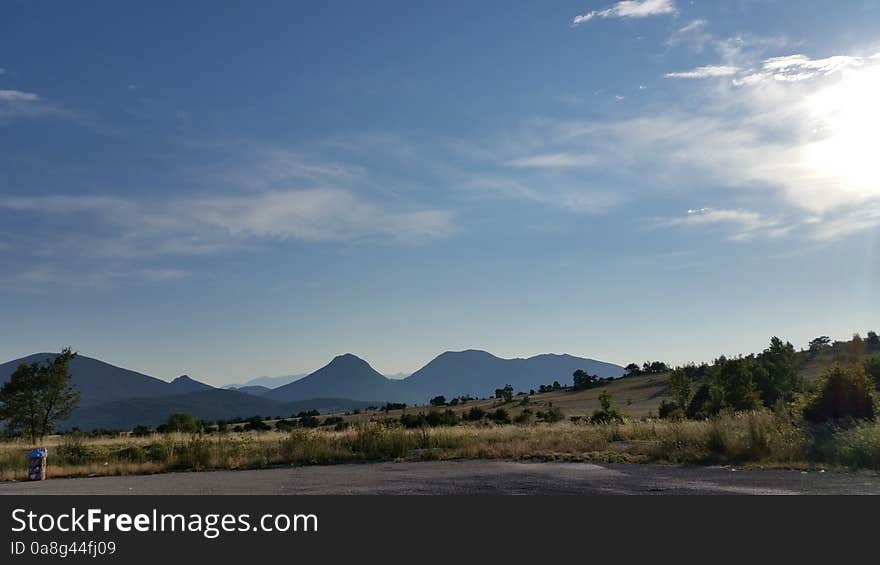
0, 188, 456, 260
0, 89, 39, 102
664, 208, 784, 240
735, 54, 865, 84
193, 189, 455, 242
0, 89, 74, 122
505, 152, 597, 168
573, 0, 675, 26
666, 65, 740, 79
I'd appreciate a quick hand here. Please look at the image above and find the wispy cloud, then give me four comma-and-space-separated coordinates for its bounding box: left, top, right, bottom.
0, 89, 39, 102
505, 152, 597, 168
0, 89, 74, 121
735, 53, 868, 84
573, 0, 675, 26
1, 188, 456, 255
666, 65, 740, 79
663, 208, 786, 241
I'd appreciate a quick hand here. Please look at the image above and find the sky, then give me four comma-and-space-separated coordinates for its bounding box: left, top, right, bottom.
1, 0, 879, 385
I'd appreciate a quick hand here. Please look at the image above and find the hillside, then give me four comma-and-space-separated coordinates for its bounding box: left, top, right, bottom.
267, 354, 402, 402
401, 350, 625, 403
63, 389, 376, 431
168, 375, 214, 394
0, 353, 176, 408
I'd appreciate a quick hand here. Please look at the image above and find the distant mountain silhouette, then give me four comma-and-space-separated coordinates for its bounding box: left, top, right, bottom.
63, 389, 375, 431
263, 350, 624, 404
233, 385, 273, 397
1, 349, 624, 430
268, 354, 400, 402
226, 374, 307, 390
0, 353, 175, 408
169, 375, 214, 394
401, 350, 624, 403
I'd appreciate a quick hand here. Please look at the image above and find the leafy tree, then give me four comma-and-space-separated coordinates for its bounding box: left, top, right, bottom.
624, 363, 641, 377
591, 390, 624, 424
495, 385, 514, 403
156, 412, 204, 434
131, 425, 153, 437
489, 407, 510, 424
158, 412, 203, 433
850, 334, 865, 364
429, 395, 447, 407
0, 349, 81, 443
463, 406, 486, 421
866, 331, 880, 352
572, 369, 599, 390
757, 337, 801, 405
666, 368, 692, 410
804, 365, 877, 424
243, 416, 271, 432
552, 380, 562, 391
865, 357, 880, 391
808, 336, 832, 354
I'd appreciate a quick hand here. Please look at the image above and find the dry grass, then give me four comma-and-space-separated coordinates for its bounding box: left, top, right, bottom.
6, 409, 877, 481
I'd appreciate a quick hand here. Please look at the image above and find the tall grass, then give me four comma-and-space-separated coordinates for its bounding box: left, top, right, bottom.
2, 412, 879, 481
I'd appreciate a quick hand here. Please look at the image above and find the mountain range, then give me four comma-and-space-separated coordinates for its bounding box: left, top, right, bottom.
0, 350, 624, 430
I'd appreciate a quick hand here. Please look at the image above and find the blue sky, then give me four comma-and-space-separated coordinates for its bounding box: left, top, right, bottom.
2, 0, 879, 384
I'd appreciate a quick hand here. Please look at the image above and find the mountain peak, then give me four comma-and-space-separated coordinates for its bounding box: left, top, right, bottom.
168, 374, 213, 393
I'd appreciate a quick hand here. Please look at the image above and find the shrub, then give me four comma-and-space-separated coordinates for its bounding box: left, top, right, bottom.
514, 409, 533, 425
591, 390, 624, 424
157, 413, 203, 434
489, 408, 510, 424
425, 410, 459, 427
804, 365, 877, 424
243, 417, 272, 432
56, 433, 96, 465
540, 406, 564, 423
131, 425, 153, 437
658, 400, 685, 420
463, 407, 486, 421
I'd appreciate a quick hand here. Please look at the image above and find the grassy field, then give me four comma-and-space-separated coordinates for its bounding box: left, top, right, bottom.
2, 343, 878, 482
321, 372, 670, 426
3, 409, 880, 481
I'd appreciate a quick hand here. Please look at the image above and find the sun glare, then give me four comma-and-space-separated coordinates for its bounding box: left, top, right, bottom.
802, 63, 880, 199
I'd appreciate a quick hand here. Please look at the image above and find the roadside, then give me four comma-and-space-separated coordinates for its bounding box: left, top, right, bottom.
2, 460, 878, 495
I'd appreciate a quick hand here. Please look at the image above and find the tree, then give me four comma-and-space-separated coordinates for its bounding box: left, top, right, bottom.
572, 369, 599, 390
429, 395, 447, 407
804, 365, 877, 424
808, 336, 832, 354
158, 412, 203, 433
494, 384, 514, 403
0, 349, 81, 444
591, 390, 623, 424
850, 334, 865, 364
666, 368, 692, 410
624, 363, 641, 377
757, 337, 801, 405
867, 331, 880, 352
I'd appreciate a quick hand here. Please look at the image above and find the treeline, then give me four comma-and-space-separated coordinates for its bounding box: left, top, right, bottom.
658, 333, 880, 425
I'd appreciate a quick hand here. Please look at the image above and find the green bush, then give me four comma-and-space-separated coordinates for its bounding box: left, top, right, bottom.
658, 400, 685, 420
489, 408, 510, 424
804, 365, 877, 424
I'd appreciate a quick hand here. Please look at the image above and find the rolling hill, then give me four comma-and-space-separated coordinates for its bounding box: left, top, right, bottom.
263, 350, 625, 404
268, 354, 401, 402
401, 350, 625, 403
0, 353, 178, 408
63, 389, 375, 431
